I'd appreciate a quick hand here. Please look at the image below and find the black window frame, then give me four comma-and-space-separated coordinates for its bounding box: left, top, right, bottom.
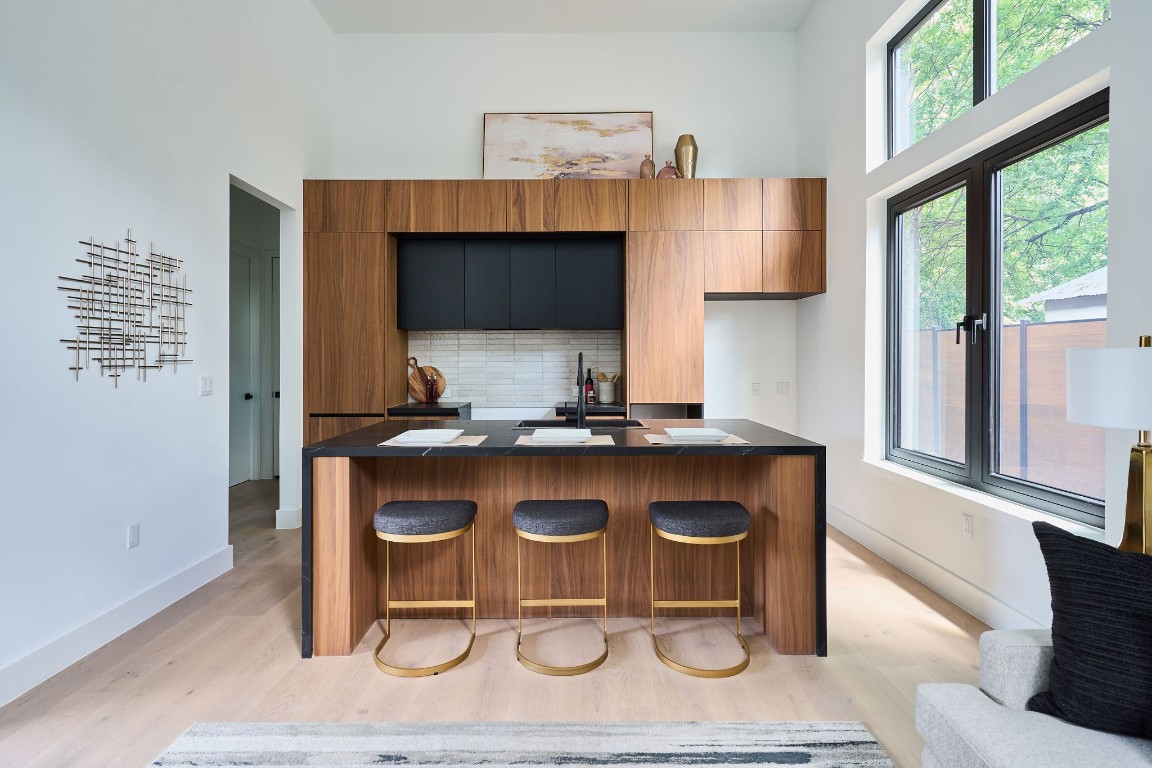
888, 0, 1108, 158
886, 89, 1109, 526
888, 0, 983, 159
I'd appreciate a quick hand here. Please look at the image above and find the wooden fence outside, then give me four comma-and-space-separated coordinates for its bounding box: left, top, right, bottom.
909, 318, 1105, 500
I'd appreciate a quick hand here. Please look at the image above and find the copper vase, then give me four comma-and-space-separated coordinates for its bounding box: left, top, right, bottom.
674, 134, 698, 179
639, 154, 655, 179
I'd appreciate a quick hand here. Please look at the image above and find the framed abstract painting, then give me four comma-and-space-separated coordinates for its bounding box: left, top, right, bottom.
483, 112, 654, 179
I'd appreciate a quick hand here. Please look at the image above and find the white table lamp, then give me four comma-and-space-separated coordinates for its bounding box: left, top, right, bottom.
1066, 336, 1152, 552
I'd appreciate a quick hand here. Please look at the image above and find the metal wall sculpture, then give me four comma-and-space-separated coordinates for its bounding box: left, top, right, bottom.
59, 229, 192, 385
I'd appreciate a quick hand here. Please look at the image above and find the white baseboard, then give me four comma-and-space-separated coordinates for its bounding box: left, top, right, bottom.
276, 506, 301, 529
0, 546, 233, 708
829, 504, 1043, 630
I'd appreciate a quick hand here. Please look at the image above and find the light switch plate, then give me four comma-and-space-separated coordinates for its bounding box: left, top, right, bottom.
199, 376, 213, 396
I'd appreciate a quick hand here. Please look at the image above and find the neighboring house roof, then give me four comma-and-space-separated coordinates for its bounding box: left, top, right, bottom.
1021, 267, 1107, 303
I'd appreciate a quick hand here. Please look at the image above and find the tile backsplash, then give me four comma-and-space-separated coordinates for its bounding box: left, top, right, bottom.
407, 330, 621, 407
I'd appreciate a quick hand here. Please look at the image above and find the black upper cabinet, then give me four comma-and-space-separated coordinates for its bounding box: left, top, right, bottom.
464, 240, 510, 328
510, 241, 556, 328
397, 240, 464, 329
397, 236, 622, 329
556, 239, 623, 329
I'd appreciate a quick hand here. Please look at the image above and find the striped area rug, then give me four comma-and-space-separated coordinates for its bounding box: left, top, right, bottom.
152, 720, 895, 767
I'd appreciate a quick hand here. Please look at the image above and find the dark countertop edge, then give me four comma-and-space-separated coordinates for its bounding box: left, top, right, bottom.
303, 418, 825, 456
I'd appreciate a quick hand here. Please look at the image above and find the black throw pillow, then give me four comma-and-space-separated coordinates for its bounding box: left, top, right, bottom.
1027, 521, 1152, 737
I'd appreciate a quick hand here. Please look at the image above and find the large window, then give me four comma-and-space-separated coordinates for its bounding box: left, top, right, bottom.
887, 92, 1108, 524
890, 0, 1109, 155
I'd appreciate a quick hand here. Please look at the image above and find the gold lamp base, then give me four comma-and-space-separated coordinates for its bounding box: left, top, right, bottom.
1118, 442, 1152, 555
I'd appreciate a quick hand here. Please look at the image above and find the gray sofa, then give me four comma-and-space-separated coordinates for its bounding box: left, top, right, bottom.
916, 629, 1152, 768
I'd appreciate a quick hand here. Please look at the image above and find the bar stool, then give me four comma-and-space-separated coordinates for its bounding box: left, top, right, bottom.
372, 500, 477, 677
648, 500, 751, 678
512, 499, 609, 675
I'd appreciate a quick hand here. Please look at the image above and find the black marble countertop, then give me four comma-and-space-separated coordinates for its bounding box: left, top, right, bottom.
385, 401, 472, 417
304, 418, 824, 458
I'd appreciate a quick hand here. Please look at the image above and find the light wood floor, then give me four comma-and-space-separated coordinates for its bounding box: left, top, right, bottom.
0, 480, 985, 768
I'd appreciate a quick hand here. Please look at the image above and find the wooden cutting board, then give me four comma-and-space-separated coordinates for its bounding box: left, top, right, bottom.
407, 357, 447, 402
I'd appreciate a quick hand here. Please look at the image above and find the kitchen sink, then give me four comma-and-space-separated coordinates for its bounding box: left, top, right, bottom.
514, 419, 647, 429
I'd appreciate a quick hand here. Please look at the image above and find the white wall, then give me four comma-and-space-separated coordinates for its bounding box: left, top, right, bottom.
796, 0, 1144, 629
330, 32, 799, 180
0, 0, 333, 705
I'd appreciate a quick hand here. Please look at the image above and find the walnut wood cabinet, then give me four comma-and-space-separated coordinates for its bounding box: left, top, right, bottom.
703, 178, 763, 230
303, 176, 825, 440
702, 178, 826, 296
627, 179, 704, 231
508, 179, 627, 232
304, 180, 388, 233
303, 233, 400, 417
704, 230, 764, 293
625, 231, 705, 404
763, 178, 826, 294
385, 180, 459, 232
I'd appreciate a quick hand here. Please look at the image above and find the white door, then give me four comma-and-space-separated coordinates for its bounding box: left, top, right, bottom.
271, 256, 280, 477
229, 247, 259, 485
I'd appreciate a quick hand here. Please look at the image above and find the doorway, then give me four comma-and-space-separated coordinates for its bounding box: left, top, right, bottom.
229, 185, 281, 486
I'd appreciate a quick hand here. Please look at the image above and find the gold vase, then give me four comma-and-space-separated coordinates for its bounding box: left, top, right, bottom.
674, 134, 698, 179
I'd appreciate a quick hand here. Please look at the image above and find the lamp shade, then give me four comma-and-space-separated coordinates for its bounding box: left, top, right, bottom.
1066, 347, 1152, 430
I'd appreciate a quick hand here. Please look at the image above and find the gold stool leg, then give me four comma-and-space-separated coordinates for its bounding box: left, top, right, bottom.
650, 528, 750, 678
373, 524, 477, 678
516, 529, 609, 676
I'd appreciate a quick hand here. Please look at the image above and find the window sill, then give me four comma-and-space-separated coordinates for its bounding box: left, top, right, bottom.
860, 456, 1106, 542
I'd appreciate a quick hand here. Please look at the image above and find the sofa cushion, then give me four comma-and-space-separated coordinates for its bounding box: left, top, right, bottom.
1029, 521, 1152, 737
916, 683, 1152, 768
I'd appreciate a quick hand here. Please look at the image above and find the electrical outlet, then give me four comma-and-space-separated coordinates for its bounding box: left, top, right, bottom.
752, 382, 761, 397
128, 523, 140, 549
962, 513, 974, 539
199, 376, 213, 396
777, 381, 791, 395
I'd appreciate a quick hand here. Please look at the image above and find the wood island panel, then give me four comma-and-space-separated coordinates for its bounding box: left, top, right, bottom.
704, 230, 764, 294
311, 456, 378, 656
310, 453, 815, 654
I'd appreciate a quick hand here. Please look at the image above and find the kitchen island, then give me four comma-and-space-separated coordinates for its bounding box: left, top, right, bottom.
302, 419, 826, 658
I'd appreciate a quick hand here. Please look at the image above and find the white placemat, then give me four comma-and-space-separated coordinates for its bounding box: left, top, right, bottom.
515, 435, 616, 446
379, 435, 487, 447
643, 434, 750, 445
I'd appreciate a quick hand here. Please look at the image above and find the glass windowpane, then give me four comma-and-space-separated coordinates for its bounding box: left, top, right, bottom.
897, 187, 968, 463
996, 122, 1109, 499
994, 0, 1110, 93
892, 0, 974, 154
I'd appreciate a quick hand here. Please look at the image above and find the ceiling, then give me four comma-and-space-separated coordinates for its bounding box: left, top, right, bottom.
308, 0, 820, 34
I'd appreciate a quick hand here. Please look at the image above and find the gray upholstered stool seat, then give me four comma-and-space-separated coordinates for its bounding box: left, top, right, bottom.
648, 499, 751, 678
374, 500, 477, 538
648, 501, 750, 539
513, 499, 609, 538
370, 499, 478, 677
513, 498, 610, 675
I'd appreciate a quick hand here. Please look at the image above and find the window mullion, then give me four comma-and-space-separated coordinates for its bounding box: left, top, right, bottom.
974, 0, 991, 105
